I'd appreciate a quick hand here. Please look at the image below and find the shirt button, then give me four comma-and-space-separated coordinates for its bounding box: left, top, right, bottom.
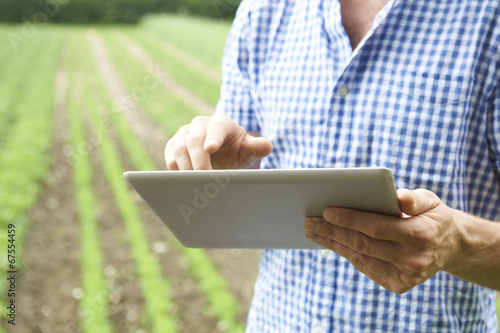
313, 324, 324, 333
339, 86, 349, 96
321, 249, 330, 258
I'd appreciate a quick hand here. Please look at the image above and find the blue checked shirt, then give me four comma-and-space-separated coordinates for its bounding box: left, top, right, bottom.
215, 0, 500, 331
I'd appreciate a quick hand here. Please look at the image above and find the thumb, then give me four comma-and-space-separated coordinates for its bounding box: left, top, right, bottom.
242, 135, 273, 159
398, 188, 441, 216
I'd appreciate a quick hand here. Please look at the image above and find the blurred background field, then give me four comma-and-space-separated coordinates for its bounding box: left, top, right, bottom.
0, 1, 499, 332
0, 0, 241, 23
0, 4, 266, 331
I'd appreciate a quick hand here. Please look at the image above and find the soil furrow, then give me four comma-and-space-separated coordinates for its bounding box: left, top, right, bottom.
68, 71, 148, 332
87, 30, 227, 332
87, 30, 168, 165
15, 42, 82, 333
92, 88, 221, 333
88, 30, 260, 326
84, 120, 149, 332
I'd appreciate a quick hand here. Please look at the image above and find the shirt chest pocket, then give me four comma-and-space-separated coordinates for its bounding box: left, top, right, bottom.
381, 71, 473, 189
387, 71, 470, 106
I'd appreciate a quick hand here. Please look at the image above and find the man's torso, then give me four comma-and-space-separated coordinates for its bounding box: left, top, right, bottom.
217, 0, 500, 331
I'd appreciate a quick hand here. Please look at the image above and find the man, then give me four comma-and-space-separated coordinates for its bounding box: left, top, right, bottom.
165, 0, 500, 331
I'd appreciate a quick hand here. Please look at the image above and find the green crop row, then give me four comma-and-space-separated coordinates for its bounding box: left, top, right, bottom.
100, 70, 246, 331
174, 244, 245, 332
116, 28, 221, 106
75, 30, 178, 333
65, 34, 114, 333
97, 28, 200, 137
0, 33, 22, 77
0, 30, 53, 146
140, 14, 231, 69
0, 27, 63, 331
89, 30, 244, 332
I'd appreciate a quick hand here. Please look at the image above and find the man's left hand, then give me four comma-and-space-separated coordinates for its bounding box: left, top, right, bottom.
304, 188, 464, 294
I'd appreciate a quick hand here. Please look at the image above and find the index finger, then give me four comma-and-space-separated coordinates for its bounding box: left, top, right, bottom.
204, 116, 235, 153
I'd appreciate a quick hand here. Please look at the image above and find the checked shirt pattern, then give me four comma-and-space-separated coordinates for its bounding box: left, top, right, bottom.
215, 0, 500, 331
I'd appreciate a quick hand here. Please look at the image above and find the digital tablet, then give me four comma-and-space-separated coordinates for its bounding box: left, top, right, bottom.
123, 168, 401, 249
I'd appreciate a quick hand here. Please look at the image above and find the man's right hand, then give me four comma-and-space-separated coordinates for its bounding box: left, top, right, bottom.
165, 115, 273, 170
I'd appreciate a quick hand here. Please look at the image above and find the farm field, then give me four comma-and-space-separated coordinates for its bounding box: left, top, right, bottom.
0, 15, 260, 333
0, 13, 499, 333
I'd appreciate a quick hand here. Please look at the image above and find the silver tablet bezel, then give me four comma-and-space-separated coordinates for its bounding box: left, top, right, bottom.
124, 168, 400, 249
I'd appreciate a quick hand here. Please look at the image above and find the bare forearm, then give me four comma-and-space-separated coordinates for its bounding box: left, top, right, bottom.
446, 210, 500, 290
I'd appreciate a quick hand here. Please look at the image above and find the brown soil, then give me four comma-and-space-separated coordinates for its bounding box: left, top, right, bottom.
5, 26, 498, 333
88, 29, 261, 327
4, 29, 261, 333
87, 75, 220, 332
11, 50, 83, 333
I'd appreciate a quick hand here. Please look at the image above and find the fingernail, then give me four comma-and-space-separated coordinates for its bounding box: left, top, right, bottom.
305, 218, 319, 232
324, 209, 338, 223
306, 232, 320, 242
205, 139, 216, 147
